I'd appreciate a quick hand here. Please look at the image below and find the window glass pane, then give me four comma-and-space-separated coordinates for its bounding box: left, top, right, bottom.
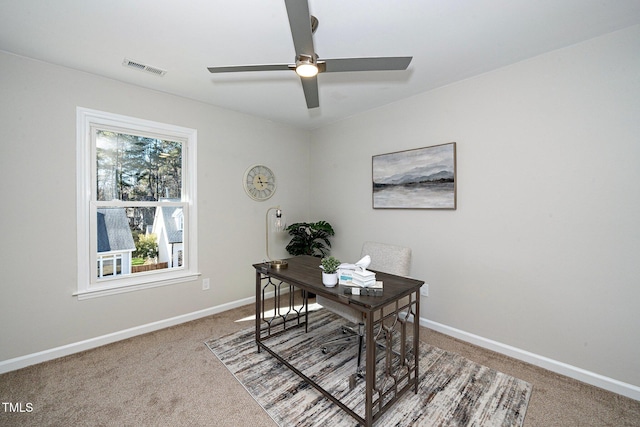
96, 205, 185, 280
97, 255, 122, 278
96, 130, 182, 202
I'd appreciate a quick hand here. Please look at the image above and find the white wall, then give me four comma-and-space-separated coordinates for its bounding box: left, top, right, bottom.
309, 26, 640, 388
0, 51, 310, 362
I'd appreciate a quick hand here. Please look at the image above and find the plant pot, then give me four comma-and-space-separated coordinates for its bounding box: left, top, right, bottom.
322, 272, 338, 287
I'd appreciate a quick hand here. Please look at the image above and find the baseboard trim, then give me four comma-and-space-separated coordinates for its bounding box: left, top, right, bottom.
420, 317, 640, 401
2, 297, 638, 401
0, 294, 258, 375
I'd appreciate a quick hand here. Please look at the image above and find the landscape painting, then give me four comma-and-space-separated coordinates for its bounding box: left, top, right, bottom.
372, 142, 456, 209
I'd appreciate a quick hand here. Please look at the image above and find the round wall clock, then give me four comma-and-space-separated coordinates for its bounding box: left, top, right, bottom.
243, 164, 277, 201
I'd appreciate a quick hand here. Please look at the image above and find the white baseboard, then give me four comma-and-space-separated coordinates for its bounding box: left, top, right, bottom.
0, 294, 258, 375
420, 317, 640, 401
2, 296, 638, 402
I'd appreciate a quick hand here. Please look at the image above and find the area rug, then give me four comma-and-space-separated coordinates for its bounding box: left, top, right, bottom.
205, 310, 531, 426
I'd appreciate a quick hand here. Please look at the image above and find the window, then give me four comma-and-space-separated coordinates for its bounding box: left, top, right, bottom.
76, 108, 198, 299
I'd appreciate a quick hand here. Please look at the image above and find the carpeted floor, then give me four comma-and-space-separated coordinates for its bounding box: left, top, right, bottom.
0, 300, 639, 426
206, 309, 532, 426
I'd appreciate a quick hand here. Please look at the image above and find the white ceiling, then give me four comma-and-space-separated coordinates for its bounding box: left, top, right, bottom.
2, 0, 639, 130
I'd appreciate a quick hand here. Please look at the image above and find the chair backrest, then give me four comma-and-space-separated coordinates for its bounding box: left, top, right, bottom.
360, 241, 411, 277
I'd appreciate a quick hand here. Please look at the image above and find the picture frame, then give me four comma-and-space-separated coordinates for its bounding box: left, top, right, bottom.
372, 142, 457, 209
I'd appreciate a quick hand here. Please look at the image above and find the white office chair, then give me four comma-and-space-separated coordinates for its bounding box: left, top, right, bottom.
317, 242, 411, 376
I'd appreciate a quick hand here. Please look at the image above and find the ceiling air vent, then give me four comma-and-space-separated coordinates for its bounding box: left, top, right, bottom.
122, 58, 167, 76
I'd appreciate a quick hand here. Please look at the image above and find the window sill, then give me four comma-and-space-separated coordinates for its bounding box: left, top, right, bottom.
74, 272, 200, 300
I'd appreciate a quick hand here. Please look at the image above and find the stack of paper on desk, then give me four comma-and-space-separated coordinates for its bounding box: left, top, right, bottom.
351, 269, 376, 287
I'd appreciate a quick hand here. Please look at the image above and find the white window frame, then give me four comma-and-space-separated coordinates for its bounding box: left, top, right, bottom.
76, 107, 199, 300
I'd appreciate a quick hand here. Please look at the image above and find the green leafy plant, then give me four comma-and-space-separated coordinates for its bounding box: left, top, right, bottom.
285, 221, 335, 257
320, 256, 341, 274
134, 233, 159, 260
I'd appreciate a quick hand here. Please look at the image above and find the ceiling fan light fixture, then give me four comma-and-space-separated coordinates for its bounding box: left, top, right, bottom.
295, 57, 318, 77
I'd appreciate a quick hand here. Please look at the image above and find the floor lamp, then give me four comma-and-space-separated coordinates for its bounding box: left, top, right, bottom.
266, 206, 288, 269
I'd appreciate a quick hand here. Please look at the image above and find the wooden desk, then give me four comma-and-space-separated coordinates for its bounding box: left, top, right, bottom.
253, 255, 423, 426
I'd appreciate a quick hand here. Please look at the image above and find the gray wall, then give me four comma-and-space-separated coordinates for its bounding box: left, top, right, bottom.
0, 50, 311, 361
309, 25, 640, 388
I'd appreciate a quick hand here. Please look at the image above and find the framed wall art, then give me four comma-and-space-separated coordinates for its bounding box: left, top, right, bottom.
372, 142, 457, 209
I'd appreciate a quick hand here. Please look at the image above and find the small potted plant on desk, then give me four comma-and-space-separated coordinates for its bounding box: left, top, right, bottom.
320, 256, 341, 287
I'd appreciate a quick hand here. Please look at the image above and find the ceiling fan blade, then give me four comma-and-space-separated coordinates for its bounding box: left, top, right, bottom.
284, 0, 315, 57
300, 76, 319, 109
322, 57, 412, 73
207, 64, 292, 73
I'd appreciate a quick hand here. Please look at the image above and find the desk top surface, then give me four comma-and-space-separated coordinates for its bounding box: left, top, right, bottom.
253, 255, 424, 311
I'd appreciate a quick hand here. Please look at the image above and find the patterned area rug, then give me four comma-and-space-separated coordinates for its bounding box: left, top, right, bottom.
205, 310, 531, 426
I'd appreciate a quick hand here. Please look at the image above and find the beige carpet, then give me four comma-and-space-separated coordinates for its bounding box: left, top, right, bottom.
0, 301, 639, 426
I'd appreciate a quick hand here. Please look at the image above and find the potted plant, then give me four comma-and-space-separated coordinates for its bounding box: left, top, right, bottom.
320, 256, 341, 287
285, 221, 335, 258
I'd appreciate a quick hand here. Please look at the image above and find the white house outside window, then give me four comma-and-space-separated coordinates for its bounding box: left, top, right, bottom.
76, 108, 198, 299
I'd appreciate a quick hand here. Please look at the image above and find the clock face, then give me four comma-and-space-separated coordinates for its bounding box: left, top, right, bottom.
243, 165, 276, 201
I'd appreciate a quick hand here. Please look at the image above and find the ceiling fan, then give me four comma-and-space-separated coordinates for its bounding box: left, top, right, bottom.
207, 0, 412, 109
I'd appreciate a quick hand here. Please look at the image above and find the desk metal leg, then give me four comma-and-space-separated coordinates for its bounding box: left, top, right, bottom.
365, 291, 420, 424
414, 292, 420, 393
255, 270, 309, 353
303, 289, 309, 333
255, 270, 262, 353
365, 313, 375, 426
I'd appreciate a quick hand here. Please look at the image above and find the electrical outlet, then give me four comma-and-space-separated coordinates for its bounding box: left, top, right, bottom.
420, 284, 429, 297
202, 278, 210, 291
